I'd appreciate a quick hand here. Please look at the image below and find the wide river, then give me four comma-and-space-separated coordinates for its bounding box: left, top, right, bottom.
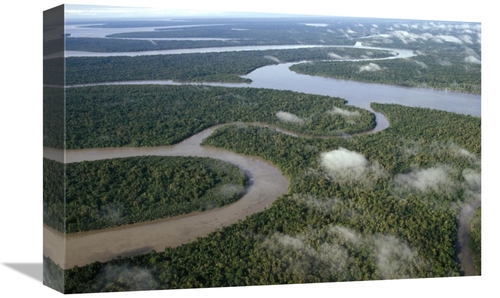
43, 26, 481, 273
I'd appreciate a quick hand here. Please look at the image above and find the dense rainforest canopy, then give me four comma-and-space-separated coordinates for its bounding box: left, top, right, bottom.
60, 85, 375, 149
51, 103, 480, 293
44, 156, 248, 233
469, 207, 481, 274
43, 16, 481, 293
45, 47, 393, 85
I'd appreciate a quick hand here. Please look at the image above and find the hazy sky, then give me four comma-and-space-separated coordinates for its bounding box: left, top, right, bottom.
60, 0, 486, 22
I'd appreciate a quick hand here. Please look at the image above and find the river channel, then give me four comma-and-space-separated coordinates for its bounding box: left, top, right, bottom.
43, 25, 481, 273
43, 124, 289, 269
59, 43, 480, 121
48, 24, 481, 117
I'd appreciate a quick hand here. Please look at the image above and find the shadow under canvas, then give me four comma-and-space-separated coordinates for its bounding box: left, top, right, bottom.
3, 263, 43, 283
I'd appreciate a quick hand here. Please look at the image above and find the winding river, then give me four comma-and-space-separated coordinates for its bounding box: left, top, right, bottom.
43, 28, 481, 273
43, 124, 289, 269
61, 44, 480, 130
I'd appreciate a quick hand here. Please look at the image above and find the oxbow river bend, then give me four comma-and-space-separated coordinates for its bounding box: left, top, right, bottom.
43, 29, 481, 273
43, 124, 289, 269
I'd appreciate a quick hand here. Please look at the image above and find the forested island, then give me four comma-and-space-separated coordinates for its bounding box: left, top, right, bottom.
45, 47, 394, 85
290, 51, 481, 94
44, 156, 248, 233
43, 11, 481, 294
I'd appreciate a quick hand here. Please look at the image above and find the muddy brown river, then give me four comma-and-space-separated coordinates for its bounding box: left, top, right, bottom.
43, 124, 289, 269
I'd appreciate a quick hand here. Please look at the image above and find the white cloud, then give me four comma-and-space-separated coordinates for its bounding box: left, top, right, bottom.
462, 168, 481, 191
450, 144, 477, 159
394, 165, 454, 192
321, 148, 368, 172
459, 34, 474, 44
328, 107, 360, 117
359, 63, 382, 72
328, 52, 344, 59
276, 111, 304, 124
437, 58, 453, 66
328, 226, 362, 244
464, 56, 481, 64
392, 30, 419, 43
436, 35, 463, 44
373, 30, 477, 46
413, 60, 428, 69
263, 230, 350, 279
320, 148, 368, 180
329, 226, 425, 279
319, 148, 387, 184
373, 234, 422, 279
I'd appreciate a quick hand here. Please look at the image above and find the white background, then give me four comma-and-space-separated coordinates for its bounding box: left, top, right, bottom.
0, 0, 496, 297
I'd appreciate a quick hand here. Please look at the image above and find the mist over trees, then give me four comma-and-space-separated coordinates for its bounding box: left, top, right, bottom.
43, 15, 481, 293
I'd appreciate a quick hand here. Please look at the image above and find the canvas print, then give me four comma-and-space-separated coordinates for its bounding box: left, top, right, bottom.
43, 4, 481, 294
